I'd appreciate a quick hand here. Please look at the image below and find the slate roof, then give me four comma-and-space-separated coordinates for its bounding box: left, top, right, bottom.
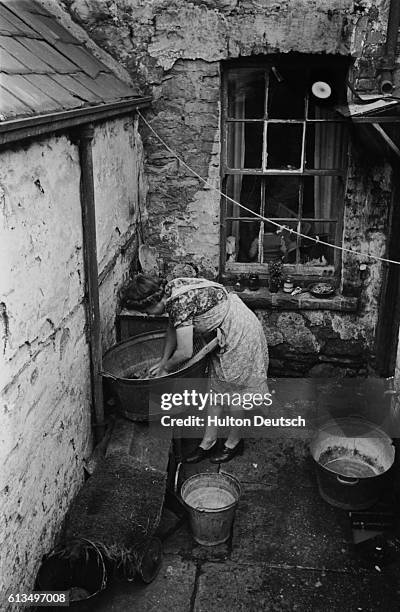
0, 0, 142, 122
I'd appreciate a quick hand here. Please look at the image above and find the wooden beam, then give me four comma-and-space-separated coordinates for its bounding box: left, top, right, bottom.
0, 97, 151, 147
78, 123, 105, 443
372, 123, 400, 158
375, 165, 400, 376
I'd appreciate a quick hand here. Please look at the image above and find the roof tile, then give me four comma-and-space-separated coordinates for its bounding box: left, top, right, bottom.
0, 83, 34, 118
96, 73, 140, 97
21, 38, 83, 73
2, 0, 52, 16
52, 73, 100, 103
24, 74, 84, 109
34, 15, 78, 44
0, 4, 39, 36
1, 73, 60, 112
54, 42, 106, 78
72, 72, 117, 101
0, 0, 143, 121
1, 47, 30, 74
0, 36, 52, 72
14, 10, 76, 44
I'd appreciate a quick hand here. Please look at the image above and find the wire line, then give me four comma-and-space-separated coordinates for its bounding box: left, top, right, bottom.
138, 110, 400, 266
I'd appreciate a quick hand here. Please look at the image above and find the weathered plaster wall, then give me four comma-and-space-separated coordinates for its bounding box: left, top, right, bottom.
93, 116, 147, 349
0, 117, 146, 604
0, 135, 91, 603
57, 0, 394, 373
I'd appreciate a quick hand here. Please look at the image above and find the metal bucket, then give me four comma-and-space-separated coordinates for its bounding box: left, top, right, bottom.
180, 472, 241, 546
310, 418, 395, 510
36, 539, 107, 606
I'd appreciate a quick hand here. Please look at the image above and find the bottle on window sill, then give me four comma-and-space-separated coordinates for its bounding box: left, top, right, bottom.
234, 277, 244, 292
248, 273, 260, 291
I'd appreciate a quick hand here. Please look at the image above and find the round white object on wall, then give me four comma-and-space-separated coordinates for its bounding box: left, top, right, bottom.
311, 81, 332, 100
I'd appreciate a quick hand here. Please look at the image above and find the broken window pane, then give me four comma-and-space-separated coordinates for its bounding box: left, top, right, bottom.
225, 176, 262, 262
299, 221, 336, 265
267, 66, 306, 119
261, 221, 296, 263
227, 122, 263, 168
227, 70, 265, 119
225, 174, 262, 217
264, 176, 300, 218
266, 123, 303, 169
226, 220, 261, 263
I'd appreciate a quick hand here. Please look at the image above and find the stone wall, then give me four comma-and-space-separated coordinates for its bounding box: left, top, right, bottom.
58, 1, 396, 374
0, 116, 145, 603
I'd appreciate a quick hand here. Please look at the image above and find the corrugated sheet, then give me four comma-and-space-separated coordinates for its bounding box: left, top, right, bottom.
0, 0, 141, 122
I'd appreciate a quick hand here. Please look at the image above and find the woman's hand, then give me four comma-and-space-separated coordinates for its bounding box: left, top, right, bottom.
149, 326, 193, 378
148, 361, 169, 378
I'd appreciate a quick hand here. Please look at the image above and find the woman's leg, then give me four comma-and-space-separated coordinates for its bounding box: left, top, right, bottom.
199, 402, 223, 449
225, 405, 243, 448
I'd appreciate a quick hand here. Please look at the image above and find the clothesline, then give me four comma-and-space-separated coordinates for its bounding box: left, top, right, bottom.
137, 110, 400, 267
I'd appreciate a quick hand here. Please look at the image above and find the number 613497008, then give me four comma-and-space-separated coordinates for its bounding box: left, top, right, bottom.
7, 591, 69, 606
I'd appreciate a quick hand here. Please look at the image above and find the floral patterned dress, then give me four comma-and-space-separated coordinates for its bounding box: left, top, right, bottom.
164, 278, 228, 328
164, 278, 269, 397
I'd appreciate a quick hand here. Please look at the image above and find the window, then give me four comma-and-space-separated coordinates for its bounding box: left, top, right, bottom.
221, 55, 350, 277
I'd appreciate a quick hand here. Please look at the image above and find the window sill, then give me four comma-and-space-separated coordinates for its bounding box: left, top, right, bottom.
227, 286, 359, 312
225, 262, 336, 278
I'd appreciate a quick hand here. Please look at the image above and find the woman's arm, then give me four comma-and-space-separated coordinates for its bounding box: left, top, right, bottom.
163, 325, 194, 373
161, 323, 177, 364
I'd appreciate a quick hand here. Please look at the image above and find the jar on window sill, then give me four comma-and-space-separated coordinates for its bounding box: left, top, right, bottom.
283, 277, 294, 293
248, 273, 260, 291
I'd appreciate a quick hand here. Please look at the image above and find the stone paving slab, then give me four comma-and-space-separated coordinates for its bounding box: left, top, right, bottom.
84, 556, 196, 612
223, 438, 312, 485
193, 562, 400, 612
231, 484, 355, 568
230, 455, 355, 568
163, 521, 230, 562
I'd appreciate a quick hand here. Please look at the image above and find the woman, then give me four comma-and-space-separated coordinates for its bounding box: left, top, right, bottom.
122, 274, 269, 464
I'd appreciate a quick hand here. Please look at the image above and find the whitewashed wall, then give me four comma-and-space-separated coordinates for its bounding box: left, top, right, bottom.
0, 115, 145, 605
94, 116, 147, 349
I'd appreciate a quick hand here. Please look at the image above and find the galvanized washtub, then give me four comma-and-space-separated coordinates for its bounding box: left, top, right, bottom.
310, 417, 395, 510
101, 331, 217, 421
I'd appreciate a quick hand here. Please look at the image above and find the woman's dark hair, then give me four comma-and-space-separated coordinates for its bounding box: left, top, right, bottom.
120, 274, 167, 311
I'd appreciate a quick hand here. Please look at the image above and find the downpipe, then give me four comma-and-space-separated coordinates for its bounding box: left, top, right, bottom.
380, 0, 400, 94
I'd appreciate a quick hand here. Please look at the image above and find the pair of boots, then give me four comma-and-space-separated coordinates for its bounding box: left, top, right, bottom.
184, 439, 244, 464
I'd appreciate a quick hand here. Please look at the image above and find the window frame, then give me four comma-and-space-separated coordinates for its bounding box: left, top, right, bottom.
219, 55, 350, 280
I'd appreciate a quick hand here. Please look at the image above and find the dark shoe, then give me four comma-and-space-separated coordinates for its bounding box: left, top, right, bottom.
210, 439, 244, 463
184, 443, 218, 464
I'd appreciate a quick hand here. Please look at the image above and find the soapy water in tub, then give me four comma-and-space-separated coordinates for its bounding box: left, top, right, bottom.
184, 486, 236, 510
122, 358, 160, 380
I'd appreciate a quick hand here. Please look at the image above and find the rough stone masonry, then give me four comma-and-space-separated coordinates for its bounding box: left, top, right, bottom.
60, 0, 395, 375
